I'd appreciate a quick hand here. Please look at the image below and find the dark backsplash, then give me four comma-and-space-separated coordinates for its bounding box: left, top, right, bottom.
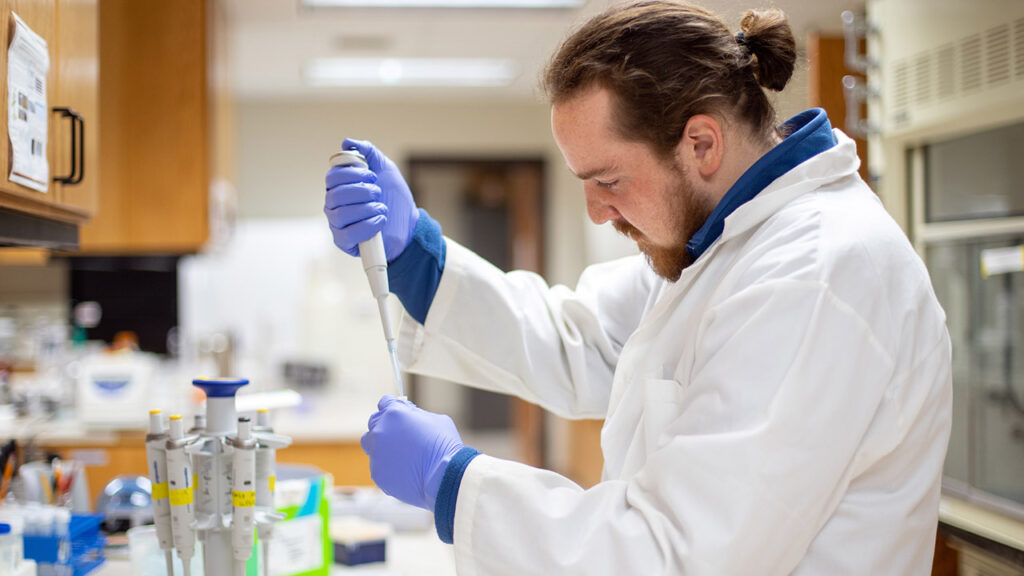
65, 255, 179, 354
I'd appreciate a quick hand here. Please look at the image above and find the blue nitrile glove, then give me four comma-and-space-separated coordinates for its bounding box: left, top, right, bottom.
324, 138, 420, 261
360, 395, 465, 511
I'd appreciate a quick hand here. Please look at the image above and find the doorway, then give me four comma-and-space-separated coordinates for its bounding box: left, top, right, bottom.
407, 156, 546, 467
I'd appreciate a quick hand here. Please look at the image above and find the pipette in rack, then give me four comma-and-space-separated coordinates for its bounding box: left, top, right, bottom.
166, 415, 196, 576
144, 410, 175, 576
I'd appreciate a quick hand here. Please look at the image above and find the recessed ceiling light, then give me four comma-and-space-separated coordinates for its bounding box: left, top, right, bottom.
305, 58, 520, 87
304, 0, 582, 8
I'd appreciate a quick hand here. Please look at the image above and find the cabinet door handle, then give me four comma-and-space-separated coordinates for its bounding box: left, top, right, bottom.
72, 111, 85, 185
52, 106, 84, 185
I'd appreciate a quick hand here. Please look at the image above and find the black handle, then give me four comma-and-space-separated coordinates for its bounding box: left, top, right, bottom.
72, 110, 84, 185
52, 106, 84, 185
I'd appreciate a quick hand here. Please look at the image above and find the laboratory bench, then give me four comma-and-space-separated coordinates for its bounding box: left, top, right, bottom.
938, 495, 1024, 575
80, 504, 1023, 576
91, 529, 457, 576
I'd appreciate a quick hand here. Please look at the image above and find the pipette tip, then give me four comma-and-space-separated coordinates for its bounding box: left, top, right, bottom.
387, 340, 404, 397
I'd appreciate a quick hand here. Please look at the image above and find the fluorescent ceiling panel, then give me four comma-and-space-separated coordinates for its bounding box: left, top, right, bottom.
306, 58, 519, 87
304, 0, 582, 7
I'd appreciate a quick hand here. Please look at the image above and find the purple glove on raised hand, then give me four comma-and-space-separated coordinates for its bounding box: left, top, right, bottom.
360, 395, 465, 511
324, 138, 420, 261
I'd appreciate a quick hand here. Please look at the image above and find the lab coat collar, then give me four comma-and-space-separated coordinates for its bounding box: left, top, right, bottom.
686, 108, 837, 261
631, 122, 861, 353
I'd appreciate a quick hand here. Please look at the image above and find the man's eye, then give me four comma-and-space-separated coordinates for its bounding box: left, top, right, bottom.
595, 179, 618, 189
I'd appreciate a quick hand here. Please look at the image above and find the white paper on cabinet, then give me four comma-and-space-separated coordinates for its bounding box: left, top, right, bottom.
7, 12, 49, 193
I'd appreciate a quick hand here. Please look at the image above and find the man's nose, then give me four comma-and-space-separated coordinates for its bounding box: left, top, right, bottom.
585, 186, 618, 225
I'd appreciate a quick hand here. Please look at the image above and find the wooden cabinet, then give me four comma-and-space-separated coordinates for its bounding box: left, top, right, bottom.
276, 441, 373, 487
80, 0, 232, 254
0, 0, 98, 228
53, 0, 98, 216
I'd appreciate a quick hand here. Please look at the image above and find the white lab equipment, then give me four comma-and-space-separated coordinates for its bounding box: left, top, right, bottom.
0, 522, 17, 572
328, 149, 405, 397
148, 377, 293, 576
77, 350, 155, 428
0, 513, 36, 576
144, 410, 175, 576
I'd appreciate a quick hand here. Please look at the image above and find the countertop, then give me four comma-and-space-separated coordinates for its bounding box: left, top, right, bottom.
0, 390, 387, 445
270, 392, 381, 442
93, 529, 456, 576
85, 496, 1019, 576
940, 495, 1024, 551
0, 415, 124, 446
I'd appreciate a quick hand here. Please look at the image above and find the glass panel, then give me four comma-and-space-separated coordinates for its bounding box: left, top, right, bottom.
926, 242, 971, 485
925, 121, 1024, 222
926, 235, 1024, 511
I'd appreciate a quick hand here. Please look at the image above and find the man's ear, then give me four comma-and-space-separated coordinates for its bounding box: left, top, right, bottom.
676, 114, 724, 178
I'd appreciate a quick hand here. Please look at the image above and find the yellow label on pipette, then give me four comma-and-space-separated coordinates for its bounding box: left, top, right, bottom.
170, 486, 194, 506
152, 482, 169, 500
232, 490, 255, 508
269, 475, 275, 493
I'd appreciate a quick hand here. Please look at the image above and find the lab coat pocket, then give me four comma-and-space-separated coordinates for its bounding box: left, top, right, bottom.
641, 378, 684, 451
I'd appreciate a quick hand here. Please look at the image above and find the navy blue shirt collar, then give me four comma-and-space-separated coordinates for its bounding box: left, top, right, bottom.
685, 108, 837, 261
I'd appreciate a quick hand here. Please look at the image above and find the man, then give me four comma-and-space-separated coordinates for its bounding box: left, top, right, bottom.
323, 1, 952, 573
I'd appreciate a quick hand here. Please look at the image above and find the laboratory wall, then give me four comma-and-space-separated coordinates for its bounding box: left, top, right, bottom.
236, 97, 591, 287
234, 71, 808, 284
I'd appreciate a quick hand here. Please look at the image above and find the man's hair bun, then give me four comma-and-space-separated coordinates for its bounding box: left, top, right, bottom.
739, 8, 797, 92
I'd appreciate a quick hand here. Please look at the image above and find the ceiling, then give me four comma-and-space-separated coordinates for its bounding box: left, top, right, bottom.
226, 0, 855, 101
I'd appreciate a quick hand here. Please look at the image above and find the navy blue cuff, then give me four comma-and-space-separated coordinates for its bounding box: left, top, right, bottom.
434, 446, 480, 545
387, 209, 446, 325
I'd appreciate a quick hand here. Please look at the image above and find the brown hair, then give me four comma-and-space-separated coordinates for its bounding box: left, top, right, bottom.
543, 0, 796, 159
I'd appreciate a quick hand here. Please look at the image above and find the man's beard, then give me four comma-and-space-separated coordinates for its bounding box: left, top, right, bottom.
612, 172, 716, 282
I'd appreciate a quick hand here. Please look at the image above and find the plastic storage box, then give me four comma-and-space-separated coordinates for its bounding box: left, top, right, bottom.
22, 514, 104, 576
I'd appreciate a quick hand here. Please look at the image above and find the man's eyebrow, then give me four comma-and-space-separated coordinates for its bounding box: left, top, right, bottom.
573, 166, 614, 181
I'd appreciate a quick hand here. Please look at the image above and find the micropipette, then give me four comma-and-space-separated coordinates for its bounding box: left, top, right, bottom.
166, 414, 196, 576
254, 408, 276, 576
144, 410, 175, 576
231, 417, 257, 576
329, 149, 405, 397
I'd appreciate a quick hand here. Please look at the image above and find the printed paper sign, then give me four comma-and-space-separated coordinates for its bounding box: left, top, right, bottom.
268, 514, 325, 574
980, 245, 1024, 278
7, 12, 49, 192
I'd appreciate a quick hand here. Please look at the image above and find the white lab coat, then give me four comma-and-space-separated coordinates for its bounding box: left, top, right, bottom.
398, 130, 952, 575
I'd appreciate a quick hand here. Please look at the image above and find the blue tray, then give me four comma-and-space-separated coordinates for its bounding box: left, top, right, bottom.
23, 514, 105, 576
